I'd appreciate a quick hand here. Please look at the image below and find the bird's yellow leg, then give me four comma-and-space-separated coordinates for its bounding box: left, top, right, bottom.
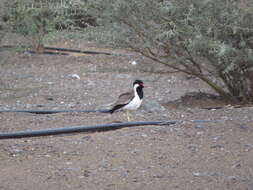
126, 110, 131, 122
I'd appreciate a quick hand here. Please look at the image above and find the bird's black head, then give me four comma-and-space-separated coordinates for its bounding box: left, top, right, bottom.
133, 80, 144, 88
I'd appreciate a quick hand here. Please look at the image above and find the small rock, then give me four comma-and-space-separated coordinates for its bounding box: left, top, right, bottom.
232, 162, 241, 169
142, 100, 166, 113
192, 171, 221, 177
82, 136, 92, 141
131, 61, 138, 65
244, 144, 252, 152
70, 74, 80, 80
187, 144, 199, 152
192, 172, 202, 177
196, 131, 204, 135
212, 136, 222, 142
141, 133, 148, 137
99, 159, 109, 168
227, 176, 237, 180
195, 124, 204, 129
47, 97, 54, 101
12, 149, 23, 154
83, 170, 92, 177
210, 144, 224, 149
239, 125, 248, 130
23, 51, 33, 56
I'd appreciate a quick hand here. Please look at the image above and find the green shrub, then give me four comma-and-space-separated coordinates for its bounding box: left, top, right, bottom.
4, 0, 88, 53
5, 0, 53, 52
87, 0, 253, 103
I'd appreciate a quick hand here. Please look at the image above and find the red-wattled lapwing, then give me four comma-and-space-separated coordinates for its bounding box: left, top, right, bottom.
109, 80, 144, 121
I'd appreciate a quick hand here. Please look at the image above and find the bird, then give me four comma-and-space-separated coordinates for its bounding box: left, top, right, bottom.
109, 80, 144, 121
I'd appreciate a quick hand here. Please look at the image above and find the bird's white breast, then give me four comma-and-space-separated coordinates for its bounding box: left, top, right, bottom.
123, 96, 142, 110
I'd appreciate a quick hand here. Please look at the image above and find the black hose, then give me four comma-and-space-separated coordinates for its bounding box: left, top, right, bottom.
0, 109, 110, 114
26, 50, 69, 55
0, 109, 223, 139
0, 119, 222, 140
44, 46, 115, 55
0, 120, 177, 139
0, 45, 126, 56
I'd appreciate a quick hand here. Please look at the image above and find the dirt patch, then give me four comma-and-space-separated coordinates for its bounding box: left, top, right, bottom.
0, 40, 253, 190
164, 92, 228, 110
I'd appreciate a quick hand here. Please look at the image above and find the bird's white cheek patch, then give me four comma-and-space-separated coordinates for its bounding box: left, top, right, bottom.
123, 97, 142, 110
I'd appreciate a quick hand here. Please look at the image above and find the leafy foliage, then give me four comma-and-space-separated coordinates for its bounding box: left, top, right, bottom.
87, 0, 253, 103
4, 0, 89, 53
5, 0, 54, 52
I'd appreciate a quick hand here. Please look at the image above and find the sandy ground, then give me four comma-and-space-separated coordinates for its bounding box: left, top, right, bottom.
0, 40, 253, 190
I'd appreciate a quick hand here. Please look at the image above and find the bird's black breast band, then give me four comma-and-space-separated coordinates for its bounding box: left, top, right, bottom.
137, 87, 144, 99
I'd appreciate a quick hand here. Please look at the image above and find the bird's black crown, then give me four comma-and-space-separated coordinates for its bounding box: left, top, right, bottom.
133, 80, 144, 87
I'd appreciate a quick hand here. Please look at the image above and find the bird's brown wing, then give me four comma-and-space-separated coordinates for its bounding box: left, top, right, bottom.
114, 91, 134, 106
109, 91, 134, 114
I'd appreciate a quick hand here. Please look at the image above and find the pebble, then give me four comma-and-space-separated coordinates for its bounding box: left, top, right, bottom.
197, 131, 204, 135
131, 61, 138, 65
239, 125, 248, 130
210, 144, 224, 149
142, 100, 166, 113
70, 74, 80, 80
195, 124, 205, 129
212, 136, 222, 142
192, 171, 222, 177
244, 144, 252, 152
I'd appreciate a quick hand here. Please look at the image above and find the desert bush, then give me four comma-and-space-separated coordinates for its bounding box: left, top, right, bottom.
3, 0, 90, 53
4, 0, 56, 52
87, 0, 253, 103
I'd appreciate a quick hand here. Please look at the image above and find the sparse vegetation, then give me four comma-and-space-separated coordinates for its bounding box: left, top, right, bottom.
86, 0, 253, 104
2, 0, 253, 104
3, 0, 91, 53
1, 2, 253, 189
4, 0, 56, 53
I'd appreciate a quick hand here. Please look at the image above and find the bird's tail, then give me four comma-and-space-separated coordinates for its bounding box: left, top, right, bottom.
108, 109, 114, 114
108, 104, 125, 114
